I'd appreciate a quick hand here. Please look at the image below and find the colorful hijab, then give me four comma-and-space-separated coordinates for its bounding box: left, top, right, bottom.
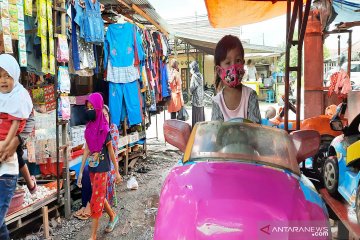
84, 93, 110, 153
0, 54, 33, 118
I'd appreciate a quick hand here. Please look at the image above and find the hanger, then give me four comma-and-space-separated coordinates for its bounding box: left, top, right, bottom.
108, 8, 133, 24
117, 14, 126, 24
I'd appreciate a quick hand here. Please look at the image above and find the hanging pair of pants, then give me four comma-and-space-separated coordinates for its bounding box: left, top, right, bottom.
109, 81, 142, 127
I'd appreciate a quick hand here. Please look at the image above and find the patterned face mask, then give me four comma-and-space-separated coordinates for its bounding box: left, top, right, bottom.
219, 63, 245, 88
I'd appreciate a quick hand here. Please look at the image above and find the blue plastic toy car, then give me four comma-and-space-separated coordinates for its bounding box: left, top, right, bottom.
323, 103, 360, 223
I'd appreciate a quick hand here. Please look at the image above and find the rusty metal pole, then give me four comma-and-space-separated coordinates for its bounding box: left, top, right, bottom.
296, 0, 303, 130
284, 0, 291, 131
304, 12, 324, 118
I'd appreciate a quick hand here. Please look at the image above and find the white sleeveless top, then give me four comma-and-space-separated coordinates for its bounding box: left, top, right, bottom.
0, 153, 19, 176
213, 85, 252, 121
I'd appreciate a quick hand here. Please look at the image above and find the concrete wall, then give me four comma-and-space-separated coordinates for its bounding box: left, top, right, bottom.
204, 55, 215, 86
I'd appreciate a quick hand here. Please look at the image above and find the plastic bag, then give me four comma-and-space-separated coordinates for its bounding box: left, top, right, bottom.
127, 176, 139, 190
177, 106, 189, 121
58, 66, 71, 93
60, 96, 71, 120
57, 34, 69, 63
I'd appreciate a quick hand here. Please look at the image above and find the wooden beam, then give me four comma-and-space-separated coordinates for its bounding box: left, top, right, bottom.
336, 21, 360, 30
116, 0, 132, 9
42, 206, 50, 239
131, 3, 168, 36
114, 0, 168, 35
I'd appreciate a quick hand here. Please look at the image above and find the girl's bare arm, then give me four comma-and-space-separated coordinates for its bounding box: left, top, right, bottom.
107, 142, 119, 174
4, 120, 20, 145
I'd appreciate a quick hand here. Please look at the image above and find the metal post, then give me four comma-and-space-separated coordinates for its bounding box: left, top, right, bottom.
62, 124, 71, 218
186, 43, 190, 93
284, 0, 291, 131
202, 51, 205, 77
338, 35, 341, 66
155, 113, 158, 140
174, 37, 178, 58
164, 107, 166, 146
347, 31, 352, 78
296, 0, 303, 130
60, 0, 71, 218
53, 0, 60, 206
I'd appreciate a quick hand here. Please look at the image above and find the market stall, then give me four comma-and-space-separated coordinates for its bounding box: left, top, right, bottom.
2, 0, 170, 236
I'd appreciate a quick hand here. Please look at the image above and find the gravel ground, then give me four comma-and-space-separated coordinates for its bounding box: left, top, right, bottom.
46, 142, 181, 240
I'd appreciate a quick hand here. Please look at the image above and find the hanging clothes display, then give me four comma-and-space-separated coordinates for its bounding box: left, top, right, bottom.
160, 60, 170, 98
104, 22, 146, 126
106, 63, 140, 84
80, 0, 104, 44
104, 22, 145, 69
328, 69, 351, 98
68, 0, 98, 76
109, 81, 142, 126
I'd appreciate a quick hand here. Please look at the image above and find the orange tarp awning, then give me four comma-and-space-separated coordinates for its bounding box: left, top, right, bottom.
205, 0, 292, 28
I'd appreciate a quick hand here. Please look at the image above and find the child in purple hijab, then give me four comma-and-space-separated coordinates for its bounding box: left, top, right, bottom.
84, 93, 109, 153
77, 93, 122, 239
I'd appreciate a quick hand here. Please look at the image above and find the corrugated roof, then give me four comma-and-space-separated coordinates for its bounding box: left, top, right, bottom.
101, 0, 169, 33
169, 15, 284, 55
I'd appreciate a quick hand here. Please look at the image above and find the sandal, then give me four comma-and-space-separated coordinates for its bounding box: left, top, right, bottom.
77, 211, 91, 220
105, 214, 119, 233
29, 176, 37, 194
73, 208, 84, 219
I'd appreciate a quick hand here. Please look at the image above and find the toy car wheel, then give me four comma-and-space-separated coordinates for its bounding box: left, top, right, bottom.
313, 142, 331, 177
323, 157, 339, 197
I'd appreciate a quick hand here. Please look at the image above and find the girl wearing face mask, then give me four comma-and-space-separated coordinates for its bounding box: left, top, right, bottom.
77, 93, 122, 239
74, 104, 121, 221
211, 35, 261, 123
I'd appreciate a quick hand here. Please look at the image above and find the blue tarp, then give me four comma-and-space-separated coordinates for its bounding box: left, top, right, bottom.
333, 0, 360, 23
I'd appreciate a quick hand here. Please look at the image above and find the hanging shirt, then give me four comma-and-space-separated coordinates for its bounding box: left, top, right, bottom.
81, 0, 104, 44
104, 22, 145, 68
328, 69, 351, 98
106, 62, 140, 84
160, 33, 168, 56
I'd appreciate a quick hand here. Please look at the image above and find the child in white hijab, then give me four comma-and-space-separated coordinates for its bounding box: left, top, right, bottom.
0, 54, 33, 172
0, 54, 33, 240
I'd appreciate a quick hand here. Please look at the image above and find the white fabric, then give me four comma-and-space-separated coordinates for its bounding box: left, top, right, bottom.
0, 54, 33, 118
247, 65, 257, 81
160, 33, 168, 56
0, 153, 19, 176
106, 62, 139, 84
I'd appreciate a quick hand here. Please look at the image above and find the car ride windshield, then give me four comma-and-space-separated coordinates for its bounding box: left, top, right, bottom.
190, 121, 300, 174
